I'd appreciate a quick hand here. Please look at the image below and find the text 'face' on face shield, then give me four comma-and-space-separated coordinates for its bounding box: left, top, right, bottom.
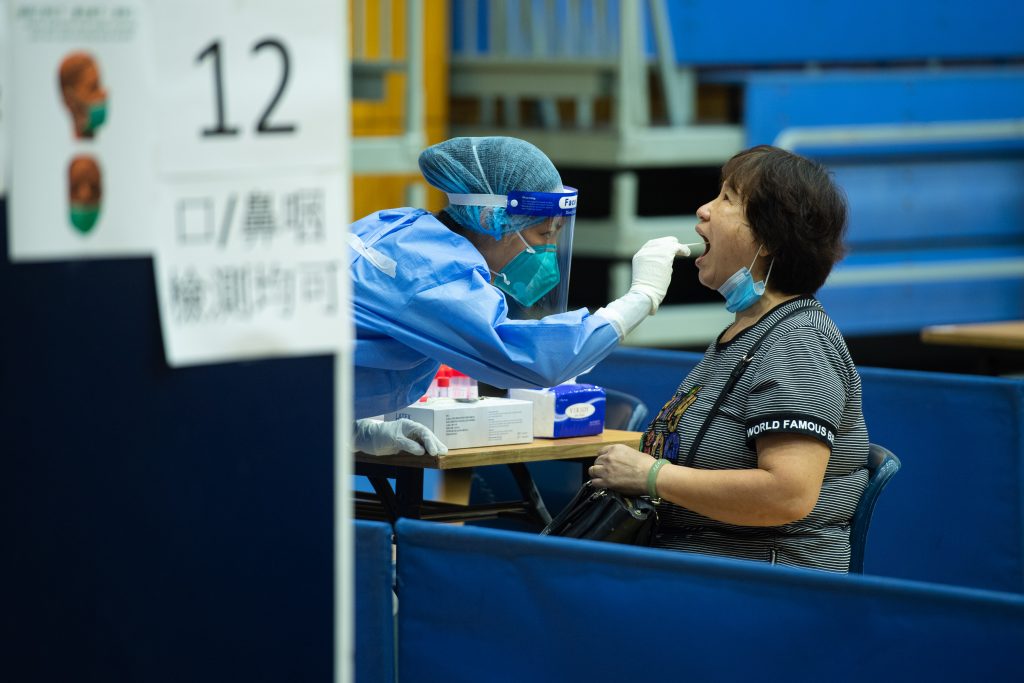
501, 186, 577, 320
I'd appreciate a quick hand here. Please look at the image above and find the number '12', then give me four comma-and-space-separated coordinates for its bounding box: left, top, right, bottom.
196, 38, 297, 137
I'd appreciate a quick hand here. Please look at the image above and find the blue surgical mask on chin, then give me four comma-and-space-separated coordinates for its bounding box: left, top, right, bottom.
718, 246, 774, 313
492, 231, 560, 307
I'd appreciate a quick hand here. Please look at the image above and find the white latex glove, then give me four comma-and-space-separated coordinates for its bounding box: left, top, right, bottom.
628, 236, 691, 313
354, 418, 448, 456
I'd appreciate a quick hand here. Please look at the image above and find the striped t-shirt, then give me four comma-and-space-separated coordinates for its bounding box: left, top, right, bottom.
642, 296, 869, 572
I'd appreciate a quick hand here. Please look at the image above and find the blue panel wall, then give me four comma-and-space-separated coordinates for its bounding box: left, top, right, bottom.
452, 0, 621, 56
397, 520, 1024, 682
746, 69, 1024, 147
455, 1, 1024, 64
831, 161, 1024, 248
819, 270, 1024, 336
1, 204, 335, 681
665, 0, 1024, 65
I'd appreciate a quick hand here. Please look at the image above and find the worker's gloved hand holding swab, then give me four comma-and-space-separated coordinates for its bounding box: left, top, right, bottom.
594, 236, 693, 340
628, 236, 692, 313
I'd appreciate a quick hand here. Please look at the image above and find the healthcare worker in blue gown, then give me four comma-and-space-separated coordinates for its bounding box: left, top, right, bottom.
351, 136, 690, 456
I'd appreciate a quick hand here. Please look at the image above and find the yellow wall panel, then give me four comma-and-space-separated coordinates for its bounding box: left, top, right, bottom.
351, 0, 448, 218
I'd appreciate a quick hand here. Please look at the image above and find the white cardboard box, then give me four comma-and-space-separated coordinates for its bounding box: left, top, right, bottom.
394, 397, 533, 449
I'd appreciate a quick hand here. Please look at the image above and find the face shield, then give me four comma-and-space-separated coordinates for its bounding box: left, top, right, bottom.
447, 186, 577, 320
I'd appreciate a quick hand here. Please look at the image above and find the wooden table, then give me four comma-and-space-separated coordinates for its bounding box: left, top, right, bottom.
355, 429, 643, 526
921, 321, 1024, 351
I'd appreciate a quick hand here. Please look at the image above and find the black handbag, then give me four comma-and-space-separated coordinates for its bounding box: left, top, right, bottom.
540, 480, 658, 545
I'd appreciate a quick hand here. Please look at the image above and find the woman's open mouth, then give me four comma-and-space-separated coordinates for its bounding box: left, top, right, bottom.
695, 236, 710, 266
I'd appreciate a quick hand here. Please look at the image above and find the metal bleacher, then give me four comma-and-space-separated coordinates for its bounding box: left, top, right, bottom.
450, 0, 741, 253
449, 0, 1024, 347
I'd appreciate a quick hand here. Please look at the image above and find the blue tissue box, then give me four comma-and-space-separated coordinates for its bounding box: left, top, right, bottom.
508, 383, 606, 438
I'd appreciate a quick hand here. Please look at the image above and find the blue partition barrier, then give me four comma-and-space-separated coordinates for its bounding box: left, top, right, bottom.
355, 521, 395, 683
397, 519, 1024, 682
584, 348, 1024, 592
583, 347, 702, 422
2, 203, 335, 678
856, 367, 1024, 589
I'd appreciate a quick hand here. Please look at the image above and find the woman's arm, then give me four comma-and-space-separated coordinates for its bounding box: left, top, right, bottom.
590, 433, 828, 527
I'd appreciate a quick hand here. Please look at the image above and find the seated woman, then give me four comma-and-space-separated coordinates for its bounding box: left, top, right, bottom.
589, 145, 869, 572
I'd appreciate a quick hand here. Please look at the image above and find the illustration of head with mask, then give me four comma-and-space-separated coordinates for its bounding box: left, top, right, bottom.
59, 51, 109, 139
68, 155, 102, 234
419, 136, 577, 319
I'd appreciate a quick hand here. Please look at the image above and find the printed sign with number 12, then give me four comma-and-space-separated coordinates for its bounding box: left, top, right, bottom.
151, 0, 345, 176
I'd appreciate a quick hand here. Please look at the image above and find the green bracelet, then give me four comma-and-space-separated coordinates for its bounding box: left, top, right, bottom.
647, 458, 669, 499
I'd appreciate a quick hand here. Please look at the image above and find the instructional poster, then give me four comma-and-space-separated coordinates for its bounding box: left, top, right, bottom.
8, 0, 155, 259
152, 171, 347, 365
148, 0, 348, 367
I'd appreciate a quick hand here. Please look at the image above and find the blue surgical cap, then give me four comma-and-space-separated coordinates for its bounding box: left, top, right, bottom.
418, 136, 563, 238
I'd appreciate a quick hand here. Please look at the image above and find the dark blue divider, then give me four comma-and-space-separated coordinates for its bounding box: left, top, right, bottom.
355, 521, 395, 683
397, 519, 1024, 683
585, 347, 1024, 592
856, 366, 1024, 589
583, 347, 701, 423
1, 203, 335, 680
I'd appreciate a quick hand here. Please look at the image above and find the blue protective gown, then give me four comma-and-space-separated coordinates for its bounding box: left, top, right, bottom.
350, 208, 621, 418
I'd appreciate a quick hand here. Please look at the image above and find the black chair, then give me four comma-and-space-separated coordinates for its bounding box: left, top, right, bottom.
849, 443, 902, 574
603, 388, 651, 432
